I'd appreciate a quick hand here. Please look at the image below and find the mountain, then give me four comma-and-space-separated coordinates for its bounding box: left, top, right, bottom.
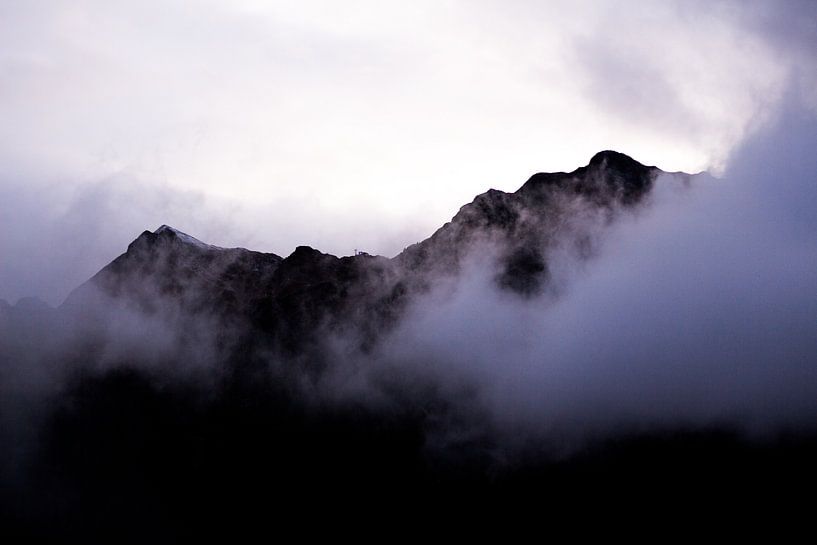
10, 151, 756, 542
59, 150, 669, 360
397, 150, 660, 293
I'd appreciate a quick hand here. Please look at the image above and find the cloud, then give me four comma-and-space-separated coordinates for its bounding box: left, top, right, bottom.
3, 3, 817, 537
3, 1, 816, 307
348, 91, 817, 451
1, 0, 816, 451
0, 174, 242, 304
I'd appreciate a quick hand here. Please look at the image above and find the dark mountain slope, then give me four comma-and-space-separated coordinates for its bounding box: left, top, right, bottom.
397, 150, 659, 294
60, 151, 666, 359
6, 151, 817, 542
63, 225, 284, 317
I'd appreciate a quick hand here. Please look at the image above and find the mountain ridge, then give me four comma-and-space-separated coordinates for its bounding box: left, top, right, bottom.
16, 150, 810, 542
53, 150, 683, 359
101, 149, 664, 269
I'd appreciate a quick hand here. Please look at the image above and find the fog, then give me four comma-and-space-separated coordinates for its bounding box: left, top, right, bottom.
2, 3, 817, 537
3, 94, 816, 458
1, 85, 817, 545
324, 93, 817, 454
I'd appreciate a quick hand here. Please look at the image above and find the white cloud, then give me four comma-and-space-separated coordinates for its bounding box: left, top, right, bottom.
1, 0, 814, 302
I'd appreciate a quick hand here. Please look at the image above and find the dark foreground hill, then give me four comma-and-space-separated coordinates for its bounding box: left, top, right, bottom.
1, 151, 814, 540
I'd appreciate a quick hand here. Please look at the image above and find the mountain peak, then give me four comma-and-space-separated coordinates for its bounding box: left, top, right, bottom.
153, 225, 222, 250
154, 224, 177, 234
587, 150, 653, 171
122, 225, 226, 255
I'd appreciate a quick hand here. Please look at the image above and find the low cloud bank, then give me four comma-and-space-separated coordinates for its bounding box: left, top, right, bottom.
0, 92, 816, 542
341, 95, 817, 452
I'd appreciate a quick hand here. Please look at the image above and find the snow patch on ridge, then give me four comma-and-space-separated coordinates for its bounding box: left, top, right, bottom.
154, 225, 225, 251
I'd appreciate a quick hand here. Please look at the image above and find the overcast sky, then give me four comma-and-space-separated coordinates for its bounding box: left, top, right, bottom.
1, 0, 816, 304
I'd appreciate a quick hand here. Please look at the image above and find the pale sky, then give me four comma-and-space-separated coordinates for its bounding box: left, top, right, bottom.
1, 0, 816, 303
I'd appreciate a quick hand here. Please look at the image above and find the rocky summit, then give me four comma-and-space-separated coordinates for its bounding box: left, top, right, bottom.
56, 150, 669, 360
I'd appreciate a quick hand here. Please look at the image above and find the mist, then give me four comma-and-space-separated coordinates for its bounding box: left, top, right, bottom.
324, 93, 817, 454
3, 95, 816, 465
2, 3, 817, 537
0, 175, 243, 305
1, 92, 816, 545
3, 0, 817, 308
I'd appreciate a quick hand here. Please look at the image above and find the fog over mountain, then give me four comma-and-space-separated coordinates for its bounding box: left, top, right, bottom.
2, 89, 817, 538
4, 0, 817, 310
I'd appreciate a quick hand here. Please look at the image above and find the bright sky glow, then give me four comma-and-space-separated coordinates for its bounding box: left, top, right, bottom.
1, 0, 815, 303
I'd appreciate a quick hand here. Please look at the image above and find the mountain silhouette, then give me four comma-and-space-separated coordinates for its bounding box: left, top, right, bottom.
57, 151, 668, 359
11, 151, 811, 542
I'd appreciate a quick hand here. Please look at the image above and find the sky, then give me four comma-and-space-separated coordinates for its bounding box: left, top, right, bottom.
1, 0, 816, 304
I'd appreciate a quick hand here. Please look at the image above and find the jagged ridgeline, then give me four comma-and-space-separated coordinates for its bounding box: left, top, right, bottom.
52, 151, 668, 361
1, 151, 714, 540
